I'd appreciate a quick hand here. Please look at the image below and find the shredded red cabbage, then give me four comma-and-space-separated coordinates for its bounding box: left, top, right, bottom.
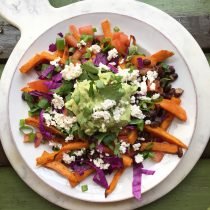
39, 110, 53, 139
93, 53, 108, 66
48, 43, 57, 52
108, 64, 118, 73
44, 81, 62, 90
29, 91, 53, 101
137, 57, 144, 69
126, 125, 136, 130
57, 32, 63, 37
70, 162, 91, 175
104, 156, 123, 170
132, 163, 155, 200
87, 162, 108, 189
96, 144, 104, 153
52, 73, 62, 82
39, 65, 55, 80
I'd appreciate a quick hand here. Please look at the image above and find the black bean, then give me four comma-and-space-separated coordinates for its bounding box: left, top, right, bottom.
169, 88, 175, 95
170, 73, 178, 81
177, 147, 183, 158
157, 66, 164, 77
143, 59, 151, 66
168, 66, 175, 74
162, 92, 172, 99
174, 88, 184, 97
154, 117, 162, 124
164, 83, 172, 93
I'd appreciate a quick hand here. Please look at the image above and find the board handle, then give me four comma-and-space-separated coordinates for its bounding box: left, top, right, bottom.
0, 0, 54, 33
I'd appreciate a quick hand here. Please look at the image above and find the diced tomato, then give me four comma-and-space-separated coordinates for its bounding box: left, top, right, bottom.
69, 25, 80, 41
27, 80, 49, 93
152, 152, 164, 162
79, 25, 94, 35
65, 34, 78, 47
95, 35, 104, 42
34, 132, 43, 148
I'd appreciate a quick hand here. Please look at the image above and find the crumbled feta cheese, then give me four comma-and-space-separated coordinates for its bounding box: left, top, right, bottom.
131, 105, 146, 119
134, 153, 144, 163
100, 99, 116, 110
49, 141, 62, 149
139, 81, 147, 95
98, 62, 110, 71
138, 137, 145, 141
105, 153, 110, 156
113, 107, 125, 122
119, 58, 124, 64
50, 57, 61, 67
109, 62, 116, 66
132, 143, 141, 151
43, 113, 53, 127
138, 96, 151, 101
142, 76, 147, 82
44, 111, 77, 132
119, 141, 130, 154
130, 96, 136, 104
74, 148, 86, 157
93, 158, 110, 170
145, 120, 151, 125
51, 93, 64, 110
90, 149, 95, 156
150, 82, 156, 91
88, 44, 101, 54
152, 93, 160, 100
92, 111, 111, 122
65, 135, 74, 142
107, 48, 118, 61
117, 68, 140, 82
147, 70, 158, 83
63, 153, 75, 164
77, 40, 86, 49
61, 63, 82, 80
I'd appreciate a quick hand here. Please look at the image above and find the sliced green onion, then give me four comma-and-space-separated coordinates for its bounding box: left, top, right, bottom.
81, 184, 88, 192
56, 37, 65, 51
80, 34, 93, 42
38, 99, 49, 109
19, 119, 25, 127
19, 125, 34, 135
93, 27, 97, 32
84, 50, 91, 59
113, 26, 120, 32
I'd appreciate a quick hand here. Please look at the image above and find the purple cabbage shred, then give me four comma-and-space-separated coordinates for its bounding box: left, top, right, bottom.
137, 57, 144, 69
93, 53, 108, 66
48, 43, 57, 52
39, 110, 53, 139
39, 65, 55, 80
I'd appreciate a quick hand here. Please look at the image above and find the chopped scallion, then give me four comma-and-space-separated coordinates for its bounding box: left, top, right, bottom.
56, 37, 65, 51
81, 184, 88, 192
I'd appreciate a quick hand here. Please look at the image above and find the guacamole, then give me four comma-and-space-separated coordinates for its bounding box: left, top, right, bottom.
65, 72, 137, 135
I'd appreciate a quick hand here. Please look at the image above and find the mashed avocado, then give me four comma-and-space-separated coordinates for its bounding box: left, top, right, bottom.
65, 72, 137, 135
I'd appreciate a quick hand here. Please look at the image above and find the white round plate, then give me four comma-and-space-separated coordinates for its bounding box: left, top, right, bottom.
8, 12, 196, 202
0, 0, 210, 209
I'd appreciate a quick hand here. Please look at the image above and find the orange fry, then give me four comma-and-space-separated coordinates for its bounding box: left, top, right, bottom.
60, 46, 69, 64
160, 97, 181, 130
45, 161, 78, 187
144, 125, 188, 149
156, 99, 187, 121
105, 168, 125, 197
121, 155, 133, 167
149, 50, 174, 66
36, 151, 58, 165
140, 142, 179, 154
127, 129, 138, 144
101, 19, 112, 38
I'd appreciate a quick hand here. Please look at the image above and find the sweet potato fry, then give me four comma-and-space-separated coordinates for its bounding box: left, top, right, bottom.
105, 168, 125, 197
45, 161, 78, 187
21, 87, 35, 93
140, 142, 179, 154
160, 97, 181, 130
121, 155, 133, 167
60, 46, 69, 64
156, 99, 187, 121
27, 80, 49, 93
127, 129, 138, 144
71, 169, 95, 187
36, 151, 58, 165
25, 117, 65, 137
144, 125, 188, 149
20, 51, 58, 73
54, 50, 64, 57
101, 19, 112, 38
151, 152, 165, 162
54, 142, 89, 161
149, 50, 174, 66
